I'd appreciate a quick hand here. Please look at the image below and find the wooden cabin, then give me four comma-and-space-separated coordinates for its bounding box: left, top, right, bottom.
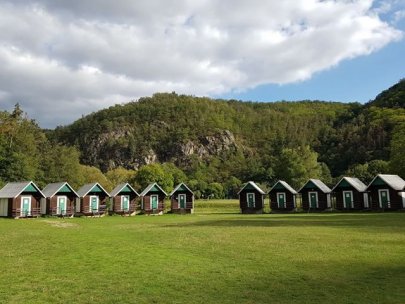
76, 183, 110, 216
268, 180, 297, 212
367, 174, 405, 210
140, 183, 167, 215
332, 177, 368, 210
109, 183, 139, 215
0, 181, 45, 218
170, 183, 194, 214
41, 182, 78, 216
238, 181, 266, 214
299, 179, 332, 211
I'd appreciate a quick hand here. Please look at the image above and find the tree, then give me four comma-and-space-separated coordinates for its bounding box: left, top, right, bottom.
390, 123, 405, 177
105, 167, 136, 187
133, 163, 174, 193
77, 165, 113, 191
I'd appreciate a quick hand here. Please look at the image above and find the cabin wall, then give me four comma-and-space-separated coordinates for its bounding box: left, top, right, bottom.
12, 193, 42, 217
334, 187, 365, 210
239, 189, 264, 213
81, 192, 108, 214
368, 185, 403, 210
170, 191, 194, 213
142, 193, 165, 214
47, 192, 76, 215
300, 189, 329, 210
269, 191, 295, 211
112, 193, 139, 214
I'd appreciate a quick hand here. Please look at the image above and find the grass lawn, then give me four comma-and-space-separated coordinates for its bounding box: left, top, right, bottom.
0, 200, 404, 303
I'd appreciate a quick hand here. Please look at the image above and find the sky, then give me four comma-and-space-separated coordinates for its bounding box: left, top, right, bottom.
0, 0, 404, 128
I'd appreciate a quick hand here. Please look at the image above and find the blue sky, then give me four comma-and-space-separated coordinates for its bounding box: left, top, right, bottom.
0, 1, 403, 127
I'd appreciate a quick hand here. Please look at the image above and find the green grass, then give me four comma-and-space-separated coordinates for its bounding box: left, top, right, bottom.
0, 201, 404, 304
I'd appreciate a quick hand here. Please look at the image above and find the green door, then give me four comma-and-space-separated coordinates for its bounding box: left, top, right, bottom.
122, 195, 129, 211
57, 197, 66, 215
90, 196, 98, 212
21, 197, 31, 216
151, 195, 158, 209
179, 194, 186, 208
247, 193, 255, 208
379, 190, 389, 208
309, 193, 317, 208
344, 192, 352, 209
278, 193, 286, 208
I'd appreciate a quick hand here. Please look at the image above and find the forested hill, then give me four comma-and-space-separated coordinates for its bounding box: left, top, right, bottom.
1, 79, 405, 197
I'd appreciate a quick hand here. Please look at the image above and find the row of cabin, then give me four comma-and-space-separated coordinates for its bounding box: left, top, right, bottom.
0, 181, 194, 218
239, 174, 405, 213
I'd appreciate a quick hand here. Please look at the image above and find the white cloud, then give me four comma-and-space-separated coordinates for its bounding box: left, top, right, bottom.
0, 0, 402, 127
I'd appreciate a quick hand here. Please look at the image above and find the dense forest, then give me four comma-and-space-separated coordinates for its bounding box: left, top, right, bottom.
1, 79, 405, 198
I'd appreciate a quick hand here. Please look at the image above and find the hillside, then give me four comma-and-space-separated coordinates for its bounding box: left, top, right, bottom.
1, 79, 404, 196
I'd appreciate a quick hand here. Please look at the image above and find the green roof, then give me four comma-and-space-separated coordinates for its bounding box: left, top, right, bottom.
120, 185, 133, 193
91, 184, 104, 193
58, 184, 73, 193
24, 183, 39, 193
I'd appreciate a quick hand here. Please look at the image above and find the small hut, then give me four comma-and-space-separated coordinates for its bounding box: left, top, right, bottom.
170, 183, 194, 214
268, 180, 297, 211
332, 177, 368, 210
41, 182, 78, 216
238, 181, 266, 214
298, 179, 331, 211
109, 183, 139, 215
140, 183, 167, 214
0, 181, 45, 218
367, 174, 405, 210
76, 183, 110, 216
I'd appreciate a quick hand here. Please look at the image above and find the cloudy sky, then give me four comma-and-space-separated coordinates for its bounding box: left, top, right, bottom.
0, 0, 404, 128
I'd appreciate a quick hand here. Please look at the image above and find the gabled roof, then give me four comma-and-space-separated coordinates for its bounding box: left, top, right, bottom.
169, 183, 194, 196
237, 181, 266, 195
110, 183, 139, 197
269, 180, 297, 194
332, 177, 367, 192
367, 174, 405, 191
0, 181, 45, 198
42, 182, 79, 198
77, 183, 110, 197
140, 183, 168, 196
298, 179, 331, 193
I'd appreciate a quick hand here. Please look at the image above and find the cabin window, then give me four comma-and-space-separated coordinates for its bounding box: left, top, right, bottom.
21, 196, 31, 217
57, 196, 67, 215
247, 193, 255, 208
121, 195, 130, 211
179, 194, 186, 208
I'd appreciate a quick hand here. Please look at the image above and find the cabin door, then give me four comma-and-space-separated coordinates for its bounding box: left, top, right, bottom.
121, 195, 130, 211
277, 193, 286, 208
179, 194, 186, 208
21, 196, 31, 217
90, 196, 99, 212
247, 193, 255, 208
309, 192, 318, 208
57, 196, 67, 215
343, 191, 353, 209
378, 190, 389, 208
151, 195, 158, 209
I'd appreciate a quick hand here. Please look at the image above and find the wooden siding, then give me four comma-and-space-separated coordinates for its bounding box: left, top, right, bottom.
142, 193, 166, 214
368, 184, 404, 210
300, 188, 329, 211
80, 192, 109, 215
11, 192, 42, 218
112, 193, 139, 214
170, 191, 194, 213
334, 186, 365, 210
46, 192, 76, 216
269, 191, 295, 211
239, 189, 264, 213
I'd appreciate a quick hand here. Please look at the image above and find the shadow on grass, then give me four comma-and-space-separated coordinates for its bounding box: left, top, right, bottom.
164, 213, 405, 231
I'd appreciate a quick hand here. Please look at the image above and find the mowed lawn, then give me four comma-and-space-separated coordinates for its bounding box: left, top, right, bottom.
0, 200, 404, 304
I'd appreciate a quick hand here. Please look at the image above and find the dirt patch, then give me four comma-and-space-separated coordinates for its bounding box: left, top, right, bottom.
43, 220, 79, 228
